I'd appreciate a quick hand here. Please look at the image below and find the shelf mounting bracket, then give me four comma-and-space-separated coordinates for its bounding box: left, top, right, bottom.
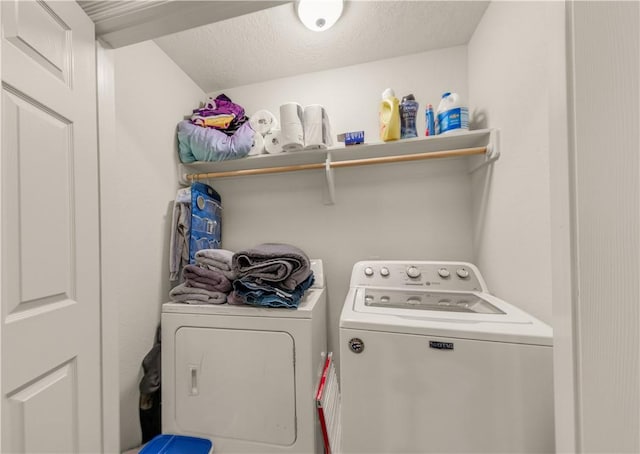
324, 152, 336, 205
468, 128, 500, 174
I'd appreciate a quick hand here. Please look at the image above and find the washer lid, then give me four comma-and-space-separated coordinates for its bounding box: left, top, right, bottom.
362, 289, 505, 314
341, 288, 552, 346
163, 287, 324, 318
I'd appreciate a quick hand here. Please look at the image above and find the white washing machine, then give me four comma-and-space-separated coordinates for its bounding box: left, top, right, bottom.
339, 261, 554, 454
162, 260, 327, 453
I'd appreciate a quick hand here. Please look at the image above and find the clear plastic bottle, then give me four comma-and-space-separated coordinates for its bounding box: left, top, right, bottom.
379, 88, 400, 141
399, 94, 419, 139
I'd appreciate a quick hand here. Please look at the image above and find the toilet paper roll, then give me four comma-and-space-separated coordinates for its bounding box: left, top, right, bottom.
303, 104, 333, 150
249, 110, 278, 136
280, 103, 304, 152
322, 107, 334, 147
264, 128, 283, 154
248, 131, 265, 156
280, 102, 303, 125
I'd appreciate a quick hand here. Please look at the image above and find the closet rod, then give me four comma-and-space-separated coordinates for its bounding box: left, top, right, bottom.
186, 146, 487, 181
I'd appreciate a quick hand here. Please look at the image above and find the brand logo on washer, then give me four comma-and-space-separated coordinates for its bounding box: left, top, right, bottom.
349, 338, 365, 353
429, 341, 454, 350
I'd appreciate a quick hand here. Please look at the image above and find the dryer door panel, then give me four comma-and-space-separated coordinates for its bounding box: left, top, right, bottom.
175, 327, 296, 445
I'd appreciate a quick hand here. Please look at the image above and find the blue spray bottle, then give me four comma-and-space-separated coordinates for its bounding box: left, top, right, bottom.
425, 104, 435, 136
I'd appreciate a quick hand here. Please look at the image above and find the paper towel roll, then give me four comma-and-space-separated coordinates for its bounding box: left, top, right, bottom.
248, 131, 265, 156
249, 110, 278, 136
264, 128, 283, 154
280, 102, 304, 152
303, 104, 333, 150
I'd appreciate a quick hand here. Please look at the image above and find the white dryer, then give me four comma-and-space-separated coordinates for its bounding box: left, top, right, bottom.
162, 261, 327, 453
339, 261, 554, 454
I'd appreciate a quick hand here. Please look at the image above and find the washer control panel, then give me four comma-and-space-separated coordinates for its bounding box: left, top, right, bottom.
351, 261, 486, 292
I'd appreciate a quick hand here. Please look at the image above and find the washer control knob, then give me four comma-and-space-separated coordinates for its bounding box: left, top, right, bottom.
380, 267, 390, 277
406, 266, 421, 279
364, 267, 374, 277
437, 268, 451, 278
456, 268, 470, 279
349, 338, 365, 354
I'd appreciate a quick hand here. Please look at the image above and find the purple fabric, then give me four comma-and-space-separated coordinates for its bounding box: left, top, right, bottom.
182, 265, 232, 293
189, 94, 249, 137
195, 94, 245, 120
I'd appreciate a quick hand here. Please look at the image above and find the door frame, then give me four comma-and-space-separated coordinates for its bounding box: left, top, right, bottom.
96, 39, 120, 453
92, 2, 583, 453
549, 2, 578, 451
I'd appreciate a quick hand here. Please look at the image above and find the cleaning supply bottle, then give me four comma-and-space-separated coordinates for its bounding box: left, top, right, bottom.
399, 94, 419, 139
436, 92, 469, 134
425, 104, 435, 136
379, 88, 400, 142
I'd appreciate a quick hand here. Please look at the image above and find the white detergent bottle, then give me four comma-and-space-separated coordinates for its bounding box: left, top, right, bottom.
436, 92, 469, 134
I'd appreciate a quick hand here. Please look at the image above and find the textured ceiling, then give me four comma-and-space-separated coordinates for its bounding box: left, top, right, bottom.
154, 1, 489, 93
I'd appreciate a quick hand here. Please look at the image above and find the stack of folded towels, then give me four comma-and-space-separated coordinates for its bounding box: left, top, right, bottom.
169, 243, 314, 309
228, 243, 314, 309
169, 249, 237, 304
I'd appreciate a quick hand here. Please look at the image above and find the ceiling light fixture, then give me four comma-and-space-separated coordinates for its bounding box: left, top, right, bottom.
297, 0, 344, 32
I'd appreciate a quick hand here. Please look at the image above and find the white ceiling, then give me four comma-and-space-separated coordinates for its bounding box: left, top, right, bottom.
153, 1, 489, 93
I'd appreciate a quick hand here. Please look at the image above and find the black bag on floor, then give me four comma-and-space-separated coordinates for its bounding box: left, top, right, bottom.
139, 325, 162, 444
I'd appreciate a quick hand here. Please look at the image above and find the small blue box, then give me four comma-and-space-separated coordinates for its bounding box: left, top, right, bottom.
337, 131, 365, 146
140, 434, 213, 454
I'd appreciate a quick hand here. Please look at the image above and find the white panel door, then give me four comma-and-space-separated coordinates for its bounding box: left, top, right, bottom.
1, 1, 101, 452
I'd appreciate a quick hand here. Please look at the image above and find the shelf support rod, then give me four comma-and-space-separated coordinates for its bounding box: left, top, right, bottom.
184, 146, 488, 182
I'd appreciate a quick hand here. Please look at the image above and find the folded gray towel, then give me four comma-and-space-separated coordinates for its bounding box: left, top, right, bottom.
195, 249, 238, 280
169, 283, 227, 304
183, 264, 232, 293
232, 243, 312, 291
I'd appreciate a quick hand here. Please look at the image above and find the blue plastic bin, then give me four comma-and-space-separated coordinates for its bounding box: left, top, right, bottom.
139, 434, 213, 454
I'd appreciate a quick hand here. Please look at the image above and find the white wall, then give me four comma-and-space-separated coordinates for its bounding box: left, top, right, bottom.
205, 47, 473, 367
467, 1, 564, 324
568, 1, 639, 451
103, 40, 204, 450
